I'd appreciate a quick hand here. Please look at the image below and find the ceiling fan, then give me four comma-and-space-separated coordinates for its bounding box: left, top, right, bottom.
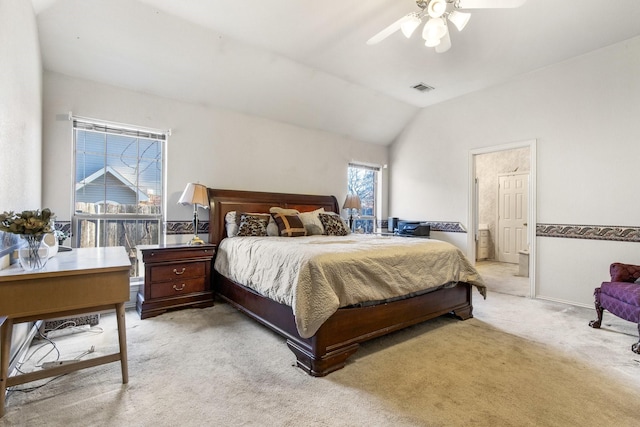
367, 0, 527, 53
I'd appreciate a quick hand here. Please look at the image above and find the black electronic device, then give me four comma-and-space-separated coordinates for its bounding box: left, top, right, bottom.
397, 221, 430, 237
388, 217, 399, 232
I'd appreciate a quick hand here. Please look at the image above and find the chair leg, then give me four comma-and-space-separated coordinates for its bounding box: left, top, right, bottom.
589, 299, 603, 329
633, 323, 640, 354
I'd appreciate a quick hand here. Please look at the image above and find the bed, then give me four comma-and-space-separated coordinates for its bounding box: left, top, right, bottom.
208, 188, 485, 376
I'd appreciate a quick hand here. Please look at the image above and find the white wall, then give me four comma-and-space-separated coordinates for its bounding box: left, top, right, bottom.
390, 36, 640, 306
42, 71, 388, 243
0, 0, 43, 370
0, 0, 42, 210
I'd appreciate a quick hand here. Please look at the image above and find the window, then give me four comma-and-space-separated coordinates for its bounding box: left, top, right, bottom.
347, 163, 380, 233
72, 117, 167, 276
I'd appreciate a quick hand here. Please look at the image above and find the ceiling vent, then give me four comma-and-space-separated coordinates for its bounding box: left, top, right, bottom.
411, 83, 435, 92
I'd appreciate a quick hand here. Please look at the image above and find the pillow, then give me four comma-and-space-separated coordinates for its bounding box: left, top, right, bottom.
266, 218, 279, 236
269, 207, 300, 216
318, 212, 350, 236
271, 212, 307, 237
225, 211, 239, 237
236, 213, 270, 237
298, 208, 325, 235
226, 211, 279, 237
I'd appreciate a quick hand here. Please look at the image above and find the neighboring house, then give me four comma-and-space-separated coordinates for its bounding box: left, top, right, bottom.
75, 165, 149, 207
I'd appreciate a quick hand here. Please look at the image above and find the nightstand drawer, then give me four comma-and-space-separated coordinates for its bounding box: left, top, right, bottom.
150, 278, 206, 299
142, 247, 215, 263
149, 261, 205, 282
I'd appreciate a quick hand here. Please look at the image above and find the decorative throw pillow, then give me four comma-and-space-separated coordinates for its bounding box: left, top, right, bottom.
228, 211, 278, 236
236, 213, 270, 236
298, 208, 325, 235
318, 213, 349, 236
271, 212, 307, 237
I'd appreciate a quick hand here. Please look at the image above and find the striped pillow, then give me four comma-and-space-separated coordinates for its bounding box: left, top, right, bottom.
271, 213, 307, 237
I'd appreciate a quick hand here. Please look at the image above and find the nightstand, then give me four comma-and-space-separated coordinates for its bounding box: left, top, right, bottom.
136, 244, 215, 319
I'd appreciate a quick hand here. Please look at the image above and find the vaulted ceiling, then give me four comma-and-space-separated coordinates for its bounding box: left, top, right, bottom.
32, 0, 640, 145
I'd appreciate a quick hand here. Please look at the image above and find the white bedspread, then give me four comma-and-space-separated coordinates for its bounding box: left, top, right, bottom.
214, 234, 485, 338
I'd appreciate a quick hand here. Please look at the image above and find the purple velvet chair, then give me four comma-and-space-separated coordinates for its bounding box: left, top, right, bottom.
589, 262, 640, 353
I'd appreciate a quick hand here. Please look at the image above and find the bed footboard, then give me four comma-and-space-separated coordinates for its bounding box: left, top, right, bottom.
216, 273, 473, 376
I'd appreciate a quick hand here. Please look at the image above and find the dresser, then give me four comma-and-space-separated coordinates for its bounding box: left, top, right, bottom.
136, 244, 215, 319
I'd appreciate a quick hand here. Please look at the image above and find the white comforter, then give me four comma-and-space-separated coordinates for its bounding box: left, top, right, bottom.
214, 234, 485, 338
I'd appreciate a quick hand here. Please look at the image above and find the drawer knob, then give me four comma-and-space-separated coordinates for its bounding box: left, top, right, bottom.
173, 284, 186, 291
173, 268, 186, 275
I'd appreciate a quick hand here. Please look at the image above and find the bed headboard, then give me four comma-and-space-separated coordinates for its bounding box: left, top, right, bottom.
207, 188, 340, 246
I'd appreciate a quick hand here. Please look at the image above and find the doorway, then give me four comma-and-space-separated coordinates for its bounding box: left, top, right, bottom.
469, 140, 536, 298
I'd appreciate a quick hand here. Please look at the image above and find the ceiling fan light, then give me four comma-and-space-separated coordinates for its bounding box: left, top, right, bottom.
427, 0, 447, 18
435, 27, 451, 53
422, 17, 447, 41
448, 10, 471, 31
400, 15, 422, 38
425, 37, 441, 47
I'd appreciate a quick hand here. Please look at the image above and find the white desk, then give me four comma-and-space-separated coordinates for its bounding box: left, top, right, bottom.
0, 247, 131, 417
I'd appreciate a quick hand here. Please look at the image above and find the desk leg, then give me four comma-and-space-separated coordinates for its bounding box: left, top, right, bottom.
115, 303, 128, 384
1, 317, 14, 417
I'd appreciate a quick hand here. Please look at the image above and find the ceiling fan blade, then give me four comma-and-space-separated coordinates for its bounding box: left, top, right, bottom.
456, 0, 526, 9
366, 14, 413, 45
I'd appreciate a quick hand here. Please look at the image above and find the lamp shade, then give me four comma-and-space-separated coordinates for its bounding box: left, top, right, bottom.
343, 194, 361, 210
435, 26, 452, 52
400, 14, 422, 38
422, 17, 447, 41
178, 183, 209, 208
447, 10, 471, 32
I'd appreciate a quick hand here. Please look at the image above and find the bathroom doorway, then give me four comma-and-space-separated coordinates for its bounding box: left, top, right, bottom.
469, 140, 536, 298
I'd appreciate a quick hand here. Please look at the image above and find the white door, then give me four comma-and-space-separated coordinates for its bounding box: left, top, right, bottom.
497, 172, 528, 263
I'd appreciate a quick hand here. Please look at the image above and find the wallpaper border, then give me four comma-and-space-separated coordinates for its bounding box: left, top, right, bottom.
166, 220, 209, 235
537, 223, 640, 242
424, 221, 467, 233
52, 221, 640, 241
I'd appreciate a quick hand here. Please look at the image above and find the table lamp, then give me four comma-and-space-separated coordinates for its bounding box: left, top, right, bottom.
178, 183, 209, 245
343, 193, 361, 231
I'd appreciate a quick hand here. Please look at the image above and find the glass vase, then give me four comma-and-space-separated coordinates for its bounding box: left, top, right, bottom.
18, 234, 50, 271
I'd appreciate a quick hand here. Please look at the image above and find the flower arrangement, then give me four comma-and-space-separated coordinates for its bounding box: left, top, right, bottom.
0, 209, 54, 236
0, 209, 55, 271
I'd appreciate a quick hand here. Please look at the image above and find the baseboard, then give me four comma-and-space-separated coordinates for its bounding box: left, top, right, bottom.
535, 295, 592, 310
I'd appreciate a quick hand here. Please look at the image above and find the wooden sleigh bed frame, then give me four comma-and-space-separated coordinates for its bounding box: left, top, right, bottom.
208, 188, 475, 376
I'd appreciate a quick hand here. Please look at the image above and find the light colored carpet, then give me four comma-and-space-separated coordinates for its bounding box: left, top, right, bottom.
475, 260, 530, 297
3, 292, 640, 426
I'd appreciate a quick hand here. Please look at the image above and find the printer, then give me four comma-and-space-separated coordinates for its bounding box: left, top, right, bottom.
396, 221, 430, 237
